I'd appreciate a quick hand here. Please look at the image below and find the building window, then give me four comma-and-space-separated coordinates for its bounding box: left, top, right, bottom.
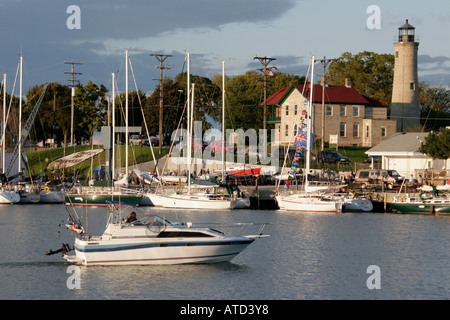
395, 51, 399, 58
340, 122, 346, 137
293, 124, 297, 136
285, 105, 289, 116
285, 124, 289, 137
353, 106, 359, 117
294, 105, 298, 116
410, 82, 415, 91
365, 125, 370, 138
353, 123, 359, 137
326, 105, 332, 116
381, 126, 386, 138
340, 105, 346, 117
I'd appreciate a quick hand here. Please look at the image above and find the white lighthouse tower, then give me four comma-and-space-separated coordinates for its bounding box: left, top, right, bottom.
390, 19, 420, 132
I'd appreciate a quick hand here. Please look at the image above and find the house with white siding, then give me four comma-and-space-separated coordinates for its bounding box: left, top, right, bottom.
366, 132, 450, 178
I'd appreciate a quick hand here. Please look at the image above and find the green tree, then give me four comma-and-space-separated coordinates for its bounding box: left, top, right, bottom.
419, 128, 450, 159
328, 51, 394, 107
74, 81, 108, 143
215, 71, 305, 132
145, 78, 186, 142
25, 82, 71, 147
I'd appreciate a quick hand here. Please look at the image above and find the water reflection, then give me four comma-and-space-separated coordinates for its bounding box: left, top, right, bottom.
0, 205, 448, 299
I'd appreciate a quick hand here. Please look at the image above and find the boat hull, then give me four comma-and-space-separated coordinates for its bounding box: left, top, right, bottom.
19, 192, 40, 204
276, 195, 342, 212
214, 166, 261, 176
65, 195, 142, 206
0, 191, 20, 204
66, 237, 254, 265
391, 202, 450, 215
40, 191, 65, 203
147, 193, 234, 210
342, 198, 373, 212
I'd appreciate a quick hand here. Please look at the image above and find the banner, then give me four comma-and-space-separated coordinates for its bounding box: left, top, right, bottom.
293, 127, 315, 152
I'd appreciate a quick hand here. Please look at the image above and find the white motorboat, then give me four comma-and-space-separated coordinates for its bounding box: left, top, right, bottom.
56, 201, 269, 265
339, 193, 373, 212
230, 195, 251, 209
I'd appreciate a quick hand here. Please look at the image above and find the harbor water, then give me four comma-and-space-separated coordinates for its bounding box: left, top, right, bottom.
0, 204, 448, 300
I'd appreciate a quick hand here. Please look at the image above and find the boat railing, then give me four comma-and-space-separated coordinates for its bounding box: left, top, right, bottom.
70, 186, 140, 195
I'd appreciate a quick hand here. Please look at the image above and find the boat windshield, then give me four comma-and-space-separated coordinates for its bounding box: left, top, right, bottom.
140, 214, 173, 226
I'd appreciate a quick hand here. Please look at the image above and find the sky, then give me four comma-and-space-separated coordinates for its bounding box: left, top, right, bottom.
1, 0, 450, 97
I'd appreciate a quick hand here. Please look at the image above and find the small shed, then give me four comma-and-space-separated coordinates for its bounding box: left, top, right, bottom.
366, 132, 450, 178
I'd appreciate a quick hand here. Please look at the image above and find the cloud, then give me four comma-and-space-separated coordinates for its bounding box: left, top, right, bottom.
0, 0, 297, 91
1, 0, 296, 44
419, 54, 450, 70
418, 55, 450, 87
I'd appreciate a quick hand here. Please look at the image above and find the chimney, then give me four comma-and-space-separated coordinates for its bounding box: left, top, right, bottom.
345, 78, 352, 88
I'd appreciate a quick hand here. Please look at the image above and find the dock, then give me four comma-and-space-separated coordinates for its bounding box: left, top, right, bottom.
239, 184, 419, 212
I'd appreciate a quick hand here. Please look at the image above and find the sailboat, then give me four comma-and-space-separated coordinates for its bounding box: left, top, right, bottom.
146, 53, 235, 210
9, 55, 41, 203
65, 51, 142, 206
275, 55, 343, 213
0, 73, 20, 204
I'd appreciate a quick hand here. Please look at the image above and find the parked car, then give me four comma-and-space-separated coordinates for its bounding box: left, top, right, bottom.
354, 169, 404, 189
130, 135, 150, 146
316, 151, 351, 164
149, 136, 159, 146
365, 156, 382, 163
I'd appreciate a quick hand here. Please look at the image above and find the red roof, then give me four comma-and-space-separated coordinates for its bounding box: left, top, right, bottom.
265, 86, 290, 105
264, 84, 387, 106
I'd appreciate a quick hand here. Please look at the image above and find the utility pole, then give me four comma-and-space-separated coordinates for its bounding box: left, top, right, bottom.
253, 56, 277, 151
64, 59, 82, 146
315, 56, 333, 151
151, 54, 172, 149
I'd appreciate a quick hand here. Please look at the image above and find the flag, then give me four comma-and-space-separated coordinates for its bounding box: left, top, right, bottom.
293, 127, 315, 151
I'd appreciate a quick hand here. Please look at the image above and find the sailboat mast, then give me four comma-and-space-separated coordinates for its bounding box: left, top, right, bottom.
305, 55, 315, 188
186, 52, 191, 192
125, 50, 129, 180
2, 73, 6, 174
111, 72, 115, 181
221, 61, 225, 182
18, 55, 23, 176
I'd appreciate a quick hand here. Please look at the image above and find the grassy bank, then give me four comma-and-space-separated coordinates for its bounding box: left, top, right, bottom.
24, 145, 370, 178
25, 145, 168, 178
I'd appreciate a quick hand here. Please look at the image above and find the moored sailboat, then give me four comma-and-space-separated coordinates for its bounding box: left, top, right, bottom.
275, 55, 343, 213
65, 52, 142, 207
390, 184, 450, 215
146, 53, 235, 210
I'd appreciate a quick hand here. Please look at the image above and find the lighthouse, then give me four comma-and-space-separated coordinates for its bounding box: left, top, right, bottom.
390, 19, 420, 132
